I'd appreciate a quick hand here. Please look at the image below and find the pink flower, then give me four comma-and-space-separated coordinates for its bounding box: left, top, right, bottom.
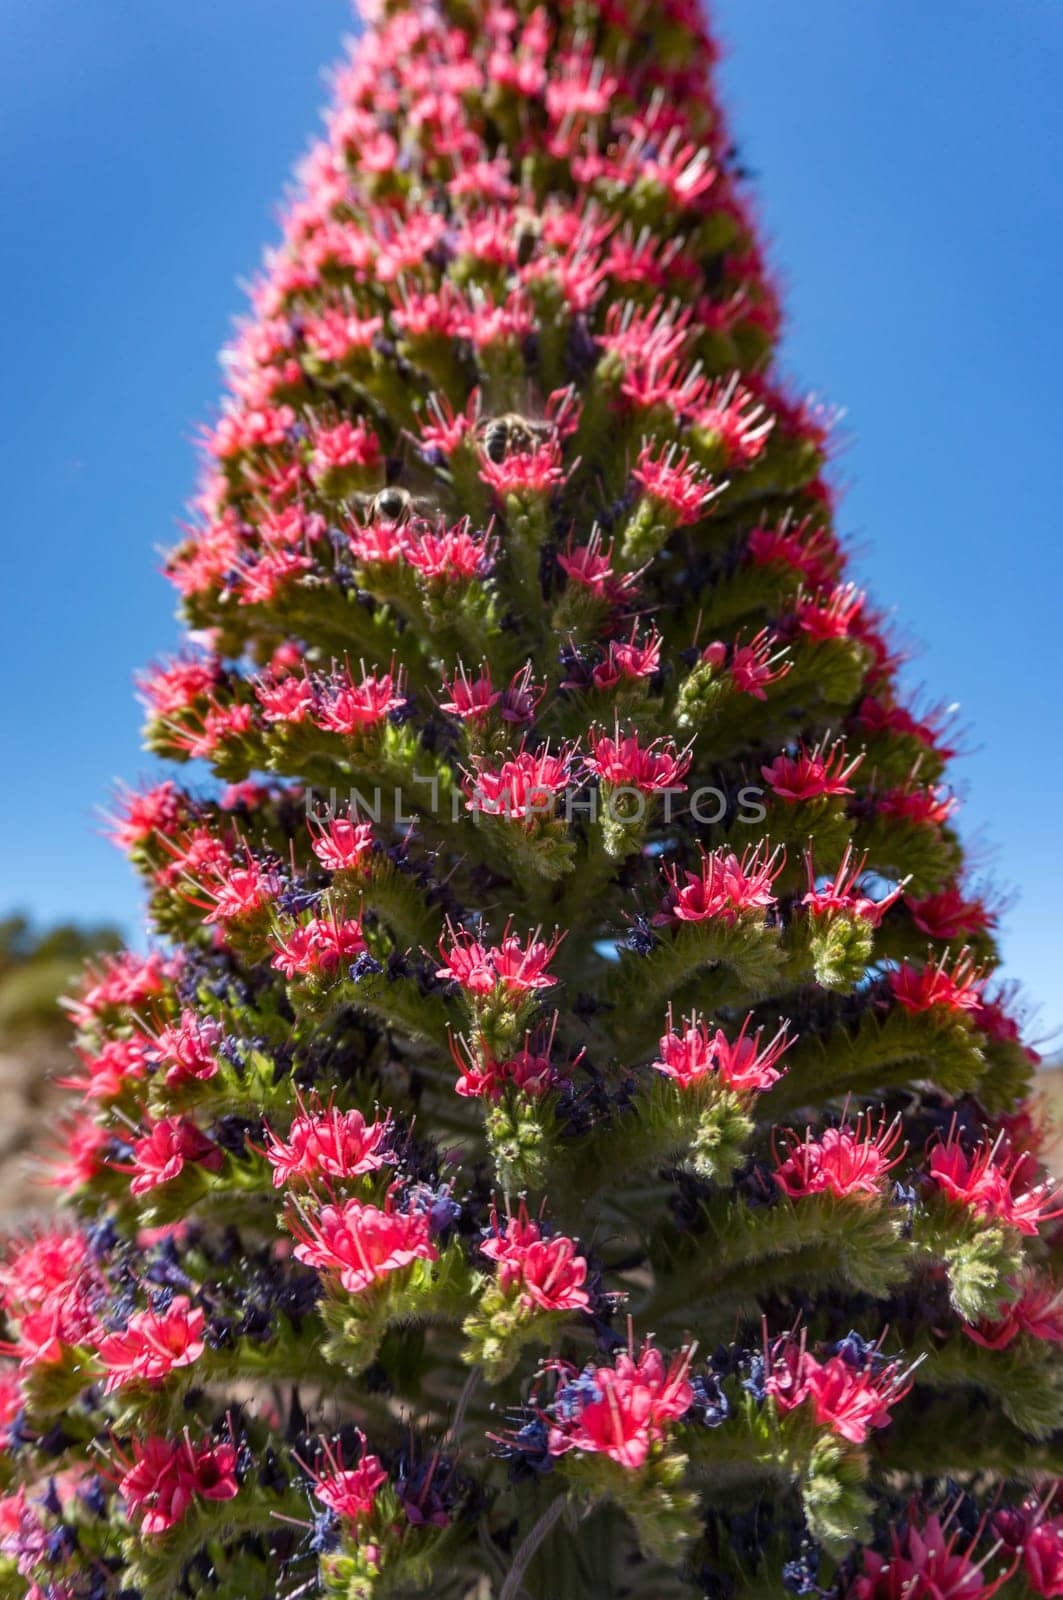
964, 1274, 1063, 1350
547, 1341, 694, 1470
289, 1194, 437, 1294
557, 527, 641, 607
70, 951, 166, 1025
997, 1504, 1063, 1597
124, 1118, 222, 1196
440, 663, 500, 721
118, 1435, 238, 1536
692, 375, 773, 463
436, 924, 562, 995
746, 519, 838, 588
270, 912, 366, 979
61, 1034, 153, 1099
264, 1102, 393, 1187
198, 859, 278, 926
847, 1509, 1018, 1599
154, 1010, 222, 1087
794, 581, 864, 641
307, 1436, 387, 1525
586, 727, 691, 792
310, 418, 382, 481
631, 440, 717, 526
405, 518, 493, 582
878, 780, 958, 829
590, 630, 662, 691
479, 436, 568, 497
773, 1113, 905, 1201
803, 845, 904, 926
766, 1337, 911, 1445
888, 954, 984, 1015
762, 736, 862, 801
105, 780, 186, 851
653, 1011, 790, 1094
96, 1296, 205, 1392
928, 1134, 1063, 1235
657, 842, 783, 925
465, 743, 576, 823
314, 666, 405, 736
724, 627, 792, 700
256, 674, 316, 725
309, 814, 374, 873
907, 885, 993, 941
481, 1204, 590, 1314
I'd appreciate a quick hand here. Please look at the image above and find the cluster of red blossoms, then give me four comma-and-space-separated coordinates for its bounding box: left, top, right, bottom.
480, 1203, 590, 1315
3, 0, 1056, 1592
115, 1435, 238, 1537
543, 1339, 695, 1471
765, 1334, 914, 1447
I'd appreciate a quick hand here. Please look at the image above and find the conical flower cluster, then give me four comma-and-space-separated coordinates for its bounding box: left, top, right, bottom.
1, 1, 1060, 1597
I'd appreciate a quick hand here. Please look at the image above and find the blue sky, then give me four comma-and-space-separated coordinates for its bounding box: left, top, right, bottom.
1, 1, 1059, 1043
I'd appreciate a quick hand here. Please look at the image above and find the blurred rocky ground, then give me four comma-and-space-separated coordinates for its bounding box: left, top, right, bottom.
0, 915, 122, 1222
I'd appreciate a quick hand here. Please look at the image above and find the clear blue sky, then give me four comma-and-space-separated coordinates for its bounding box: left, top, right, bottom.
1, 1, 1060, 1044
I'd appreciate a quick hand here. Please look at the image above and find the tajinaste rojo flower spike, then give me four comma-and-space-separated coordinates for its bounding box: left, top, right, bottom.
18, 0, 1054, 1591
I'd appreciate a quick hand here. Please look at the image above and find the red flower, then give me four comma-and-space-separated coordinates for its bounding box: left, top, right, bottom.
907, 885, 993, 940
309, 814, 374, 873
747, 519, 838, 588
591, 629, 662, 691
481, 1204, 590, 1314
62, 1034, 153, 1099
154, 1010, 222, 1087
307, 1435, 387, 1525
270, 912, 366, 979
964, 1274, 1063, 1350
436, 924, 562, 995
723, 627, 792, 700
289, 1193, 437, 1294
997, 1503, 1063, 1598
928, 1134, 1063, 1235
96, 1296, 205, 1392
692, 375, 772, 463
586, 727, 691, 793
773, 1113, 905, 1201
314, 665, 405, 736
631, 440, 717, 526
310, 418, 381, 481
124, 1118, 222, 1196
766, 1337, 911, 1445
762, 736, 862, 801
846, 1509, 1018, 1599
794, 581, 864, 641
557, 527, 641, 606
547, 1340, 694, 1470
198, 859, 279, 926
264, 1101, 393, 1187
1024, 1519, 1063, 1597
105, 780, 186, 851
256, 673, 316, 725
803, 845, 904, 926
465, 743, 576, 823
440, 663, 500, 721
653, 1010, 790, 1094
405, 517, 494, 583
118, 1435, 237, 1536
888, 954, 984, 1015
479, 437, 567, 497
878, 780, 957, 829
657, 842, 783, 925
